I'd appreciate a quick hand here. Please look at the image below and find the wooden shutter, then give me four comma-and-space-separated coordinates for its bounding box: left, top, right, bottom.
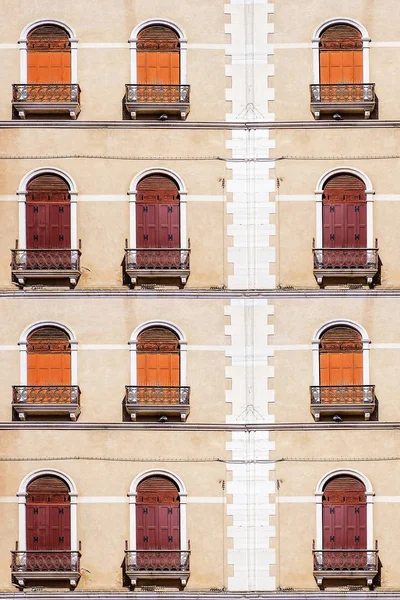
322, 175, 366, 249
27, 25, 71, 85
323, 476, 366, 551
136, 477, 180, 552
27, 327, 71, 386
27, 476, 70, 552
136, 175, 180, 249
137, 328, 180, 387
320, 25, 362, 85
26, 175, 70, 250
137, 26, 180, 85
320, 327, 362, 386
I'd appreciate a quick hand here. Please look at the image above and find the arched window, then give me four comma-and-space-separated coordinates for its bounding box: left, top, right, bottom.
13, 323, 80, 421
27, 25, 71, 90
314, 472, 377, 588
126, 323, 189, 421
310, 20, 375, 119
125, 171, 190, 287
137, 26, 180, 89
319, 25, 362, 87
125, 471, 189, 589
13, 21, 80, 119
126, 21, 189, 120
313, 170, 378, 285
310, 322, 375, 421
12, 171, 81, 287
12, 471, 80, 589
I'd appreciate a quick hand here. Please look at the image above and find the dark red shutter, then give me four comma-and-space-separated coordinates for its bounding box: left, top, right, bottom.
27, 476, 70, 552
136, 175, 180, 249
26, 175, 70, 250
323, 175, 366, 249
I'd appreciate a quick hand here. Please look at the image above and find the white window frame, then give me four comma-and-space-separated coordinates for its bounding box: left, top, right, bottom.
312, 319, 370, 387
129, 320, 187, 387
19, 320, 78, 386
128, 469, 187, 551
315, 167, 375, 249
315, 468, 374, 551
312, 18, 371, 85
129, 19, 187, 85
17, 167, 78, 250
18, 19, 78, 85
128, 168, 187, 250
17, 468, 78, 553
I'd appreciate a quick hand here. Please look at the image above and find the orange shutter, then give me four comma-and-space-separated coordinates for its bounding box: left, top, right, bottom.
319, 327, 363, 386
27, 327, 71, 386
320, 24, 362, 85
27, 25, 71, 85
137, 25, 180, 85
137, 327, 180, 386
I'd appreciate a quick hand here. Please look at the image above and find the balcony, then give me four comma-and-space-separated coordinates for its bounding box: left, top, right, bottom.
124, 249, 190, 286
12, 84, 81, 119
11, 550, 81, 589
313, 247, 379, 285
310, 385, 376, 421
11, 249, 81, 287
124, 386, 190, 421
12, 386, 81, 421
313, 543, 379, 589
125, 84, 190, 120
124, 548, 190, 589
310, 83, 376, 119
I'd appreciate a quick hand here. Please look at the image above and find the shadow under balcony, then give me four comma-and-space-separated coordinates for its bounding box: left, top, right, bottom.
12, 386, 81, 421
313, 543, 379, 589
11, 249, 81, 287
124, 248, 190, 287
12, 84, 81, 119
310, 83, 376, 119
310, 385, 376, 421
11, 550, 81, 589
124, 84, 190, 120
124, 548, 190, 589
124, 386, 190, 421
313, 247, 379, 286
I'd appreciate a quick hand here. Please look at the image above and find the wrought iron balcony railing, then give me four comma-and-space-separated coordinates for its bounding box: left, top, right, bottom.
126, 84, 190, 104
124, 548, 190, 588
313, 248, 378, 271
11, 249, 81, 271
125, 249, 190, 271
13, 386, 80, 405
313, 542, 379, 588
126, 386, 190, 406
12, 84, 80, 103
310, 385, 375, 405
11, 550, 81, 573
310, 83, 375, 104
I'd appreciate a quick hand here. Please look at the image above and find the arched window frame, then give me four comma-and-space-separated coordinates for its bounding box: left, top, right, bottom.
128, 168, 187, 249
129, 321, 187, 387
315, 167, 375, 249
312, 319, 370, 387
315, 468, 374, 551
17, 167, 78, 250
128, 469, 187, 552
18, 20, 78, 85
312, 18, 371, 85
19, 321, 78, 386
17, 468, 78, 553
129, 19, 187, 86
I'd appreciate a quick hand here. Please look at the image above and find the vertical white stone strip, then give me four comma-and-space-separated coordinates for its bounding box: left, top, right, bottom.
180, 191, 188, 247
19, 41, 28, 85
70, 492, 78, 551
17, 192, 27, 248
128, 492, 137, 549
19, 341, 28, 386
70, 40, 78, 85
17, 493, 27, 551
70, 191, 78, 248
128, 191, 137, 248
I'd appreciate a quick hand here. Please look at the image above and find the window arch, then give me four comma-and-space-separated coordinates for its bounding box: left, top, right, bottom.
315, 168, 374, 251
19, 321, 78, 387
18, 168, 78, 253
16, 468, 78, 561
312, 19, 370, 85
314, 469, 376, 586
312, 320, 370, 387
130, 321, 187, 387
128, 168, 187, 250
19, 20, 78, 86
129, 20, 187, 86
128, 469, 188, 554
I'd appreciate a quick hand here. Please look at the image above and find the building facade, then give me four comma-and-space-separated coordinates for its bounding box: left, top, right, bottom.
0, 0, 399, 597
